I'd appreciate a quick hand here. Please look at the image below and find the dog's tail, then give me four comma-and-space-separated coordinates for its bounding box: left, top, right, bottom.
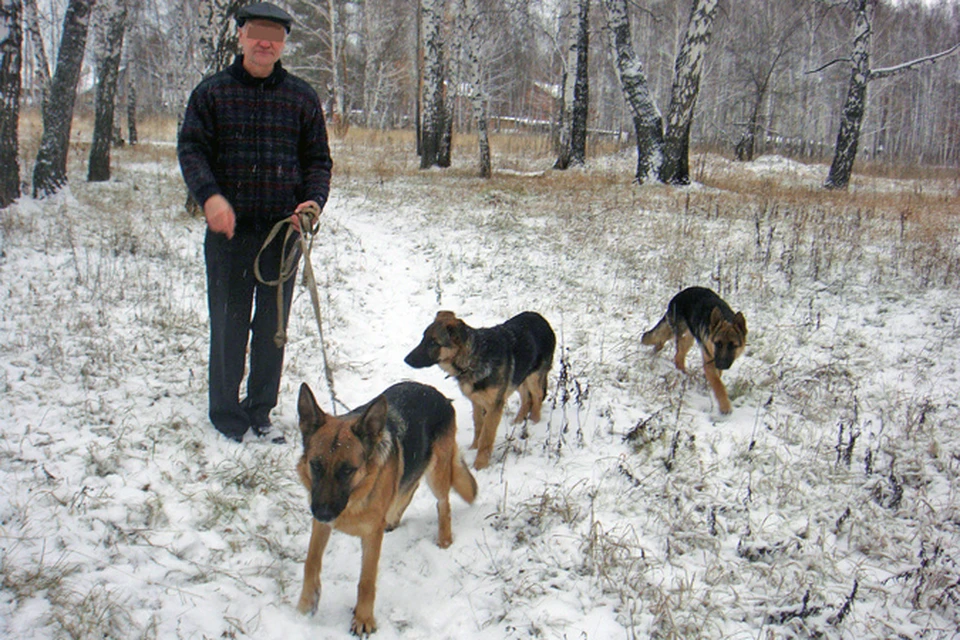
452, 451, 478, 504
641, 316, 672, 347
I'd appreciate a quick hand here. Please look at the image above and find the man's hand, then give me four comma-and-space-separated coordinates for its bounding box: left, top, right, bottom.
291, 200, 321, 233
203, 194, 236, 239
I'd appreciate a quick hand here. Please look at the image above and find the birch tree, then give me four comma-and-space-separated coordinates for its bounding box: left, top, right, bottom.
0, 0, 22, 208
461, 0, 490, 177
125, 51, 137, 145
32, 0, 95, 198
88, 0, 129, 182
420, 0, 447, 169
553, 38, 575, 169
569, 0, 589, 166
658, 0, 719, 184
555, 0, 589, 169
601, 0, 663, 183
22, 0, 49, 108
323, 0, 349, 134
821, 0, 960, 189
602, 0, 720, 184
198, 0, 244, 75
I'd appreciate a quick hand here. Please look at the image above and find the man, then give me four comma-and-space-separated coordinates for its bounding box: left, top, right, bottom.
178, 2, 332, 444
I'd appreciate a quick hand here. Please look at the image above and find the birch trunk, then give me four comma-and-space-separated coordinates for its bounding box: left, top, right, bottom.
824, 0, 871, 190
32, 0, 95, 198
659, 0, 719, 185
553, 46, 574, 169
0, 0, 22, 208
198, 0, 243, 75
415, 0, 422, 156
602, 0, 663, 183
23, 0, 49, 108
569, 0, 589, 166
327, 0, 348, 136
88, 0, 128, 182
126, 60, 137, 145
420, 0, 446, 169
462, 0, 489, 177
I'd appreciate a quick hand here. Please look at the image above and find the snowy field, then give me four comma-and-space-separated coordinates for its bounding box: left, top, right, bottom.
2, 138, 959, 639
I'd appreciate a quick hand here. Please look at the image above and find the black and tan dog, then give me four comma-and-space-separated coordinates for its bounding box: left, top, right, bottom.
641, 287, 747, 414
295, 381, 477, 635
404, 311, 556, 470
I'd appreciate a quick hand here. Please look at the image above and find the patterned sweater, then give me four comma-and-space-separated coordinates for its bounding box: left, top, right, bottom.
177, 56, 332, 229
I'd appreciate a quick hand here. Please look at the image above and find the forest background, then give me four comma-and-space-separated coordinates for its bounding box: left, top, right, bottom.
5, 0, 960, 193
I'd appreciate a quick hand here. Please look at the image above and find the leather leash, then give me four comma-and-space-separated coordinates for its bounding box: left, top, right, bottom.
254, 204, 347, 412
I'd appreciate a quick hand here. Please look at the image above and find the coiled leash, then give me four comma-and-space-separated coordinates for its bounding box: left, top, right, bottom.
254, 204, 347, 412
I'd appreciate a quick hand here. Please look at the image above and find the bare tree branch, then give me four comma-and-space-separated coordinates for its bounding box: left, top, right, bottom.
806, 57, 851, 74
868, 42, 960, 81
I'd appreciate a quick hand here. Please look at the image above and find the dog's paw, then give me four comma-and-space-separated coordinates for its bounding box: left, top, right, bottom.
296, 590, 319, 615
351, 611, 377, 636
710, 405, 734, 422
473, 450, 490, 470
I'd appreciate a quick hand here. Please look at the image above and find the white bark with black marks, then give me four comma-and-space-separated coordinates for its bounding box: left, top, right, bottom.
462, 0, 490, 178
198, 0, 244, 76
420, 0, 446, 169
326, 0, 348, 135
0, 0, 22, 208
569, 0, 589, 166
659, 0, 719, 185
89, 0, 129, 182
126, 57, 137, 146
22, 0, 49, 108
32, 0, 94, 199
601, 0, 662, 183
824, 0, 871, 190
553, 45, 575, 169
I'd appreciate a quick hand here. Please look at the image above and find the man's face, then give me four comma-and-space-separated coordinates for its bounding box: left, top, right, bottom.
238, 19, 287, 72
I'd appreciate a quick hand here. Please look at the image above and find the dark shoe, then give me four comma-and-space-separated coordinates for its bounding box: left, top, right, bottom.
252, 424, 287, 445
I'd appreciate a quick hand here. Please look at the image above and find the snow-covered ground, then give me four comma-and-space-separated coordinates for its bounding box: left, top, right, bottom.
2, 142, 959, 639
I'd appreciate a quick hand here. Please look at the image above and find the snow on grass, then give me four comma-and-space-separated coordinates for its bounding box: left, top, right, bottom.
1, 140, 959, 639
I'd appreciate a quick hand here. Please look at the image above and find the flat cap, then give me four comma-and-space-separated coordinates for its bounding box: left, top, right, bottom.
236, 2, 294, 31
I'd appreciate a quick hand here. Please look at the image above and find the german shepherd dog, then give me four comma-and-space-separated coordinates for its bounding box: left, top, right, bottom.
404, 311, 556, 470
295, 381, 477, 635
641, 287, 747, 414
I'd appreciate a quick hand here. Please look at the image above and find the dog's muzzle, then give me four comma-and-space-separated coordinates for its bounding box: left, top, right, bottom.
311, 503, 338, 523
714, 354, 735, 370
404, 347, 434, 368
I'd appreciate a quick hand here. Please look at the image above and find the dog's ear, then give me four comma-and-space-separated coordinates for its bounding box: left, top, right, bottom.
298, 383, 327, 447
446, 318, 468, 346
433, 311, 467, 346
733, 312, 747, 337
353, 395, 388, 449
709, 307, 725, 333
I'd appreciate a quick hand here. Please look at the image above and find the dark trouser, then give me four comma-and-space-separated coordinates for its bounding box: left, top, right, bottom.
204, 225, 298, 440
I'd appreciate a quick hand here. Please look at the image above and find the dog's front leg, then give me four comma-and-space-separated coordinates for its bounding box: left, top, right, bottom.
703, 361, 732, 414
469, 399, 486, 450
474, 401, 505, 470
351, 528, 384, 635
297, 520, 332, 614
674, 333, 694, 372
